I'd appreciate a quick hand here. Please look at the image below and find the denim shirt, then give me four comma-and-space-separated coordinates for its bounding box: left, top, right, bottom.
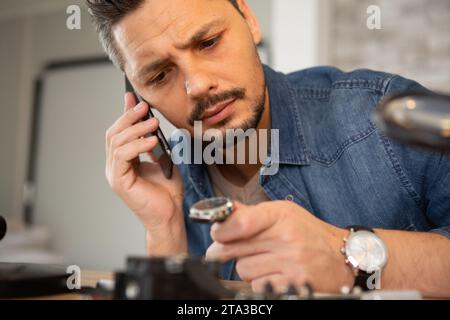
170, 65, 450, 280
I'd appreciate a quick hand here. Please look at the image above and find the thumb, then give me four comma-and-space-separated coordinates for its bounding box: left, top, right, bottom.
233, 200, 247, 211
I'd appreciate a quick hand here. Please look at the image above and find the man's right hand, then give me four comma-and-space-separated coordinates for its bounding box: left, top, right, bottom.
105, 92, 187, 255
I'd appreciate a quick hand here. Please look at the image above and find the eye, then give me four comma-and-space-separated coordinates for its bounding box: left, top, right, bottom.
199, 36, 220, 50
150, 70, 169, 86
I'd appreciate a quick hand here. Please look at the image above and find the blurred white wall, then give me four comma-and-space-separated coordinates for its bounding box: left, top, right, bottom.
0, 1, 118, 269
0, 17, 23, 224
271, 0, 331, 73
0, 0, 104, 224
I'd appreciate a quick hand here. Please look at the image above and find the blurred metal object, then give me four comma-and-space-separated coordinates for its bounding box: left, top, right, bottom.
374, 92, 450, 151
361, 290, 422, 300
85, 255, 423, 300
0, 216, 6, 241
0, 262, 74, 298
113, 256, 235, 300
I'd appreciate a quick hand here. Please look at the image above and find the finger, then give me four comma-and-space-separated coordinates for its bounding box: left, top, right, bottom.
233, 201, 246, 210
110, 117, 160, 151
106, 101, 149, 148
251, 273, 289, 294
106, 93, 143, 173
106, 101, 149, 168
235, 253, 281, 282
211, 202, 278, 243
124, 92, 137, 112
111, 136, 159, 177
206, 238, 272, 262
210, 201, 245, 237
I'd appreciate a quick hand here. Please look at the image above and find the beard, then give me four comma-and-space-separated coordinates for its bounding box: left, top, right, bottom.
190, 78, 266, 135
233, 87, 266, 133
199, 83, 267, 150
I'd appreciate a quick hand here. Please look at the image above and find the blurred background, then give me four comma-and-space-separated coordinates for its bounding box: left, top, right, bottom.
0, 0, 449, 271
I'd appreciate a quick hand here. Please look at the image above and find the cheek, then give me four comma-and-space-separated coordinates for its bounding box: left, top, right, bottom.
225, 45, 264, 99
154, 90, 190, 128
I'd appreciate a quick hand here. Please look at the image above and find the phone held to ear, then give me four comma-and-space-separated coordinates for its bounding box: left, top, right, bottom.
125, 77, 173, 179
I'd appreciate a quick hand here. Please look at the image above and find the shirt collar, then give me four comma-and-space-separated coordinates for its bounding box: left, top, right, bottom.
263, 65, 309, 165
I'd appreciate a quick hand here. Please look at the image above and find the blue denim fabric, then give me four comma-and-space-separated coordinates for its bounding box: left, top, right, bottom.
170, 65, 450, 280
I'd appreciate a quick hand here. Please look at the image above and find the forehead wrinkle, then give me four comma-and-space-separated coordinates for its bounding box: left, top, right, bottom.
119, 14, 182, 78
129, 13, 180, 55
129, 20, 185, 81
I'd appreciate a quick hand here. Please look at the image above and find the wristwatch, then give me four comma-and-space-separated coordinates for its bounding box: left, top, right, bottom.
340, 226, 388, 290
189, 197, 234, 224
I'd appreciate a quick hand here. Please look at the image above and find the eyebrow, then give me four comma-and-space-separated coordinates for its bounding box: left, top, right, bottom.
135, 19, 226, 82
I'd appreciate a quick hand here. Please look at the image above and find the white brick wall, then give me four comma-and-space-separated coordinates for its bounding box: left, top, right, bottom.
330, 0, 450, 92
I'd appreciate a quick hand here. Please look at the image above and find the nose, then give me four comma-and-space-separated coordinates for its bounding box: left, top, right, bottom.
184, 64, 218, 99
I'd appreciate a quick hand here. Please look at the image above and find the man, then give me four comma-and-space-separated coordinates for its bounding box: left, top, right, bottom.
87, 0, 450, 296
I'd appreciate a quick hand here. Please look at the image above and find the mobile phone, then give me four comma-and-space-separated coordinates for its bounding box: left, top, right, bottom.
125, 76, 173, 179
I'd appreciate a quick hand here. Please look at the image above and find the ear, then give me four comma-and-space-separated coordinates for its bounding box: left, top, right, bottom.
235, 0, 262, 45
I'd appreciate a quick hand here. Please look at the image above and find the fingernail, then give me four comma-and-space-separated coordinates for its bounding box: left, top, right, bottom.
134, 102, 145, 112
148, 118, 157, 126
146, 136, 158, 143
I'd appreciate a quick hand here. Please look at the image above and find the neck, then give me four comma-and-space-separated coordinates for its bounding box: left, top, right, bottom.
216, 87, 271, 186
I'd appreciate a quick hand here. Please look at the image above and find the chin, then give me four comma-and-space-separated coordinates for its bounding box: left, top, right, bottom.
212, 116, 254, 134
199, 100, 264, 139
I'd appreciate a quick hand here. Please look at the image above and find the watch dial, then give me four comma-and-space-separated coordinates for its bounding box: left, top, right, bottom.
345, 231, 388, 272
192, 197, 230, 210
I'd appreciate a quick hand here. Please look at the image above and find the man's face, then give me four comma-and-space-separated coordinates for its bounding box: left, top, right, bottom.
113, 0, 266, 136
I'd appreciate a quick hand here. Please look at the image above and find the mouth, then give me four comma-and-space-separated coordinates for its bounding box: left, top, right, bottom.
201, 99, 237, 126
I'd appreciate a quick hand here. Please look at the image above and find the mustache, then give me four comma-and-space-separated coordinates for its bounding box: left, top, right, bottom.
188, 88, 246, 126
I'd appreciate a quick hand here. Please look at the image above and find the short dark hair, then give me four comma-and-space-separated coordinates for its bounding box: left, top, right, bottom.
86, 0, 242, 70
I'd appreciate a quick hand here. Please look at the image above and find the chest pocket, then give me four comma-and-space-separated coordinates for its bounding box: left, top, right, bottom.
300, 132, 422, 230
299, 89, 382, 165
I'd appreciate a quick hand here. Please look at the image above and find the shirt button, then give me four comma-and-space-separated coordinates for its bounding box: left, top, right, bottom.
285, 194, 294, 202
